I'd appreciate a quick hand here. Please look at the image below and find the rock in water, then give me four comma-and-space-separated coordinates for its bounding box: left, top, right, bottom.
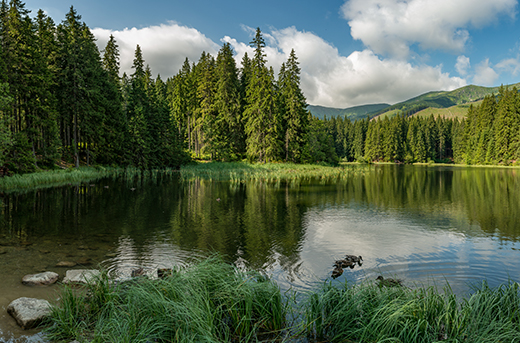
62, 269, 100, 285
21, 272, 59, 286
55, 261, 77, 268
7, 297, 52, 330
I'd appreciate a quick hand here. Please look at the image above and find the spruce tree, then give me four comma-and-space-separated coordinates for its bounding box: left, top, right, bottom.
214, 42, 243, 159
244, 28, 282, 162
279, 49, 308, 162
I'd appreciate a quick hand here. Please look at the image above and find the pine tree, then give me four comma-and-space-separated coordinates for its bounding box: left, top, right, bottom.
244, 28, 282, 162
126, 44, 151, 167
214, 42, 243, 160
279, 49, 308, 162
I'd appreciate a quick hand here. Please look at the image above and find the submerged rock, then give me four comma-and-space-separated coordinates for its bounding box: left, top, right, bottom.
56, 261, 77, 268
7, 297, 52, 330
76, 257, 93, 265
22, 272, 59, 286
62, 269, 100, 285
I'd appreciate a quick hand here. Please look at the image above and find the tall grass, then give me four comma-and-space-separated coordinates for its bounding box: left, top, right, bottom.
45, 256, 520, 342
180, 161, 372, 183
45, 256, 289, 343
302, 280, 520, 342
0, 166, 122, 192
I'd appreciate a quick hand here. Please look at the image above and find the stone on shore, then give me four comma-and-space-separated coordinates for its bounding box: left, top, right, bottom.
7, 297, 52, 330
21, 272, 59, 286
62, 269, 100, 285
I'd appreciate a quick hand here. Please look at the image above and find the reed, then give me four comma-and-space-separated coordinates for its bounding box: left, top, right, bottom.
302, 280, 520, 342
44, 256, 520, 342
180, 161, 372, 183
0, 167, 122, 192
45, 256, 289, 343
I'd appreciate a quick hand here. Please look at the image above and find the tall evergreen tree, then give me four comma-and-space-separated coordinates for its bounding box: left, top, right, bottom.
279, 49, 308, 162
244, 28, 282, 162
214, 42, 243, 159
126, 44, 151, 167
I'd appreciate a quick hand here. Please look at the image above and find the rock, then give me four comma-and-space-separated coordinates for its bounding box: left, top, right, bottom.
76, 257, 92, 265
39, 249, 50, 254
7, 297, 52, 330
56, 261, 77, 268
105, 252, 117, 258
22, 272, 59, 286
62, 269, 100, 285
77, 245, 89, 250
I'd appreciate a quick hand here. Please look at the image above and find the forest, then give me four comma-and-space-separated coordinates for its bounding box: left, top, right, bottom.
1, 1, 520, 175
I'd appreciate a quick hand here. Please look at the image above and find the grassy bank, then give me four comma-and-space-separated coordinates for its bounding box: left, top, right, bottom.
45, 256, 289, 343
0, 167, 122, 192
304, 281, 520, 342
45, 257, 520, 343
180, 162, 372, 183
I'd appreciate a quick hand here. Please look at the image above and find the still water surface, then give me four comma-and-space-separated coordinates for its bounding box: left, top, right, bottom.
1, 165, 520, 341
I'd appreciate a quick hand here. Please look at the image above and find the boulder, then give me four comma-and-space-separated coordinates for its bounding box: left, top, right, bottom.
7, 297, 52, 330
62, 269, 100, 285
22, 272, 59, 286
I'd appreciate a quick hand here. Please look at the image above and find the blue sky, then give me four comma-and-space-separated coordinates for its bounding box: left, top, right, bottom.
23, 0, 520, 108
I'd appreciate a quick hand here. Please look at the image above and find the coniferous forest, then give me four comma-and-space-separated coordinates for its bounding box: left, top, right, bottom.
1, 1, 520, 175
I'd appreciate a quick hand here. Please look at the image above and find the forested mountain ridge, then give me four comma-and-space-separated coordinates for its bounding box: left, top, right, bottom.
308, 83, 520, 120
308, 103, 389, 120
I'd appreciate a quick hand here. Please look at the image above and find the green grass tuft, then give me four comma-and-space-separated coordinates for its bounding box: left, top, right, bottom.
45, 256, 289, 343
302, 280, 520, 342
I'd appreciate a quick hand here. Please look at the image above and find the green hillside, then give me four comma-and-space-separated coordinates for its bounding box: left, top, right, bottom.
373, 83, 520, 118
308, 103, 389, 120
412, 100, 484, 119
308, 82, 520, 121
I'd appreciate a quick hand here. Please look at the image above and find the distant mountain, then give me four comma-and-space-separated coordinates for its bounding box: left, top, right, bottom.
308, 103, 390, 120
372, 83, 520, 118
308, 82, 520, 121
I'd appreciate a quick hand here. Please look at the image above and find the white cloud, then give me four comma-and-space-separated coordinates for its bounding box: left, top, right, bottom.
455, 55, 471, 76
253, 27, 466, 107
92, 22, 219, 78
341, 0, 517, 58
94, 24, 466, 108
495, 57, 520, 76
473, 59, 499, 86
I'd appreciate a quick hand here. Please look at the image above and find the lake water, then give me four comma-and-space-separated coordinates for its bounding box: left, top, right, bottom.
1, 165, 520, 341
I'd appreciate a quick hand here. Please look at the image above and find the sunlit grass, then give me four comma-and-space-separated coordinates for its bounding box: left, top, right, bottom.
0, 167, 122, 192
180, 161, 373, 183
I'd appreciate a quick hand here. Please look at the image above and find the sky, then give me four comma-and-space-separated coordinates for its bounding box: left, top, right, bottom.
22, 0, 520, 108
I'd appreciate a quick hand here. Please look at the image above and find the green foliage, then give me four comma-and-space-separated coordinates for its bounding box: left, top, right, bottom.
45, 256, 288, 343
303, 280, 520, 342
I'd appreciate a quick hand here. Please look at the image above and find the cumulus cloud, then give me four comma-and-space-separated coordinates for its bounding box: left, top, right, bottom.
455, 55, 471, 76
473, 59, 499, 86
495, 57, 520, 76
234, 27, 466, 107
93, 24, 466, 108
341, 0, 517, 58
92, 22, 219, 78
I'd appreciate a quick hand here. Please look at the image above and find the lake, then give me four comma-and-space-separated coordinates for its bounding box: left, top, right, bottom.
1, 164, 520, 341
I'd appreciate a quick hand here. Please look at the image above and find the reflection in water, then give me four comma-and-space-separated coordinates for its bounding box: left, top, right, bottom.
1, 165, 520, 340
